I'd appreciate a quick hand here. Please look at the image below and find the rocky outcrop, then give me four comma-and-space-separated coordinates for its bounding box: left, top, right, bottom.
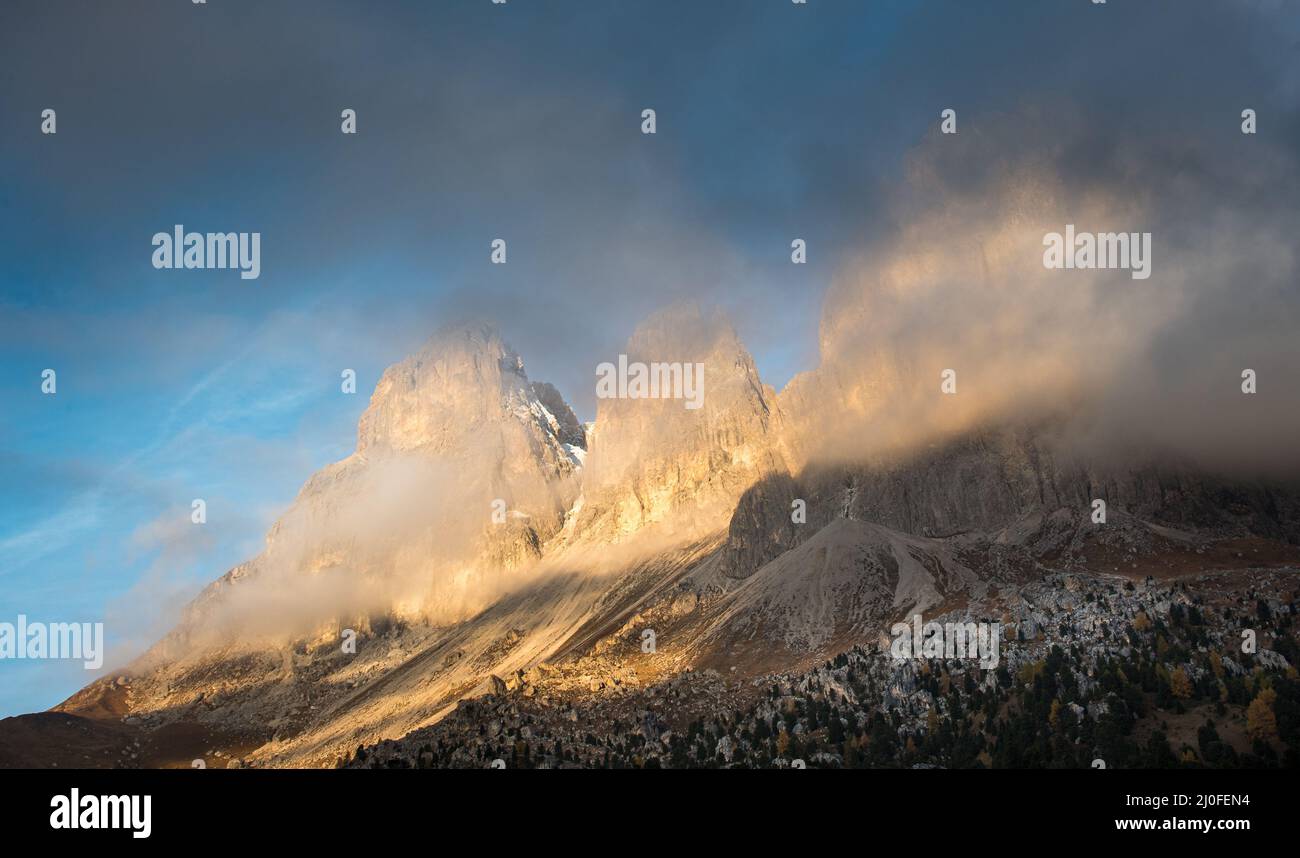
163, 323, 587, 649
530, 381, 587, 451
718, 425, 1300, 581
39, 304, 1300, 770
570, 304, 792, 545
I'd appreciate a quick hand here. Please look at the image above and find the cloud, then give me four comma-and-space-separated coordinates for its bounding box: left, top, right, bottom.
0, 490, 104, 577
788, 107, 1300, 477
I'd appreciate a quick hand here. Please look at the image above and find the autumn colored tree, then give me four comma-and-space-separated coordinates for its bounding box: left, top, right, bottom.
1170, 667, 1193, 699
1246, 688, 1279, 743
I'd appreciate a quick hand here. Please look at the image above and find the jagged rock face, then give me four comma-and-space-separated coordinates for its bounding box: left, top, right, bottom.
530, 382, 587, 451
48, 306, 1300, 770
173, 324, 585, 643
346, 324, 582, 551
717, 471, 803, 579
356, 324, 578, 472
572, 305, 792, 544
719, 425, 1300, 580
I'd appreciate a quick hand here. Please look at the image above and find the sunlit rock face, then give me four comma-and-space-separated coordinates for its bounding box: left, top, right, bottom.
357, 324, 578, 471
67, 301, 1300, 771
166, 323, 586, 646
570, 304, 793, 547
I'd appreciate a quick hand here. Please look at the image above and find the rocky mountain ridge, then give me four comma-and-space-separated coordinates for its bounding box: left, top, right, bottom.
7, 304, 1299, 769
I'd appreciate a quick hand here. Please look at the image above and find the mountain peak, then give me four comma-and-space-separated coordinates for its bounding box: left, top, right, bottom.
356, 322, 530, 454
569, 303, 793, 543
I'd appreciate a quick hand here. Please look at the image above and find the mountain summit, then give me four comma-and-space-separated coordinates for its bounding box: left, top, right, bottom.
9, 307, 1299, 769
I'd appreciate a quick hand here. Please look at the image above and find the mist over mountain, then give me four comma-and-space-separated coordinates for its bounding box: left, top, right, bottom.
784, 111, 1300, 477
6, 53, 1300, 765
12, 241, 1297, 768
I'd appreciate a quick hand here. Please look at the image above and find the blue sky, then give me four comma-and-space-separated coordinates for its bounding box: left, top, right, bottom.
2, 0, 1297, 716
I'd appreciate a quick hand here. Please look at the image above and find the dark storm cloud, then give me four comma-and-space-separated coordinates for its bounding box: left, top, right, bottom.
5, 0, 1294, 416
1, 0, 1295, 450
